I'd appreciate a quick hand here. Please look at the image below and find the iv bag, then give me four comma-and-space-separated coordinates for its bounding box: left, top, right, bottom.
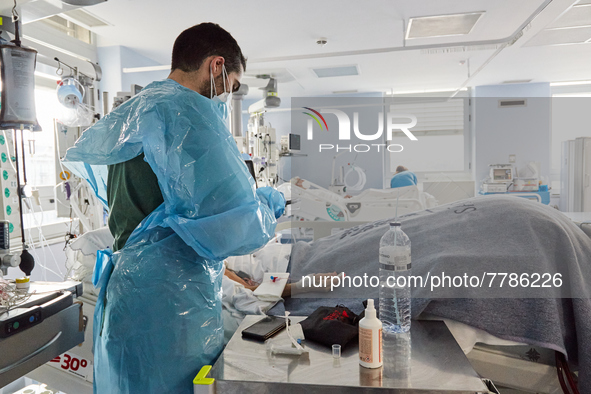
0, 43, 39, 129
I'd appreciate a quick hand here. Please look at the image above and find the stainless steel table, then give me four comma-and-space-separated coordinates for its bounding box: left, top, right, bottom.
0, 281, 85, 388
210, 315, 491, 393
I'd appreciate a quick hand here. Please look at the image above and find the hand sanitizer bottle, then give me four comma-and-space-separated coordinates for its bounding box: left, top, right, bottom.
359, 299, 383, 368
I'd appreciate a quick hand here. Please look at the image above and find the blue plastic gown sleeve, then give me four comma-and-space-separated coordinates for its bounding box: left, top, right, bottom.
138, 101, 277, 260
256, 187, 286, 219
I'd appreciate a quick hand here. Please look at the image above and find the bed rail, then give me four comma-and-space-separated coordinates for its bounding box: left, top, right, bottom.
276, 220, 369, 241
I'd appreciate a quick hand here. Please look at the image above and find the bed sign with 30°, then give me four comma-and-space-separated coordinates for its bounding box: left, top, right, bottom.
48, 351, 93, 382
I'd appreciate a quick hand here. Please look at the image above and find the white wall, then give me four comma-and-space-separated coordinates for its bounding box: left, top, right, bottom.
96, 46, 123, 104
472, 83, 552, 188
241, 93, 386, 190
97, 45, 168, 112
551, 97, 591, 174
120, 46, 169, 91
291, 95, 386, 190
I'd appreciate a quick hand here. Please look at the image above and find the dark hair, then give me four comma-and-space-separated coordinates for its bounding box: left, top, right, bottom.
171, 23, 246, 74
396, 165, 409, 173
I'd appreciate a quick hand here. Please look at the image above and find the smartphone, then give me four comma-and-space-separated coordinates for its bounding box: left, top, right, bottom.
241, 316, 287, 342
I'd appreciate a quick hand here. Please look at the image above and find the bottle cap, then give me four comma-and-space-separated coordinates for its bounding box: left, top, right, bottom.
365, 299, 377, 319
389, 222, 401, 227
15, 277, 29, 284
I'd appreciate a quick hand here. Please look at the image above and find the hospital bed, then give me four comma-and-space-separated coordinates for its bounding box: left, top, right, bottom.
286, 180, 437, 223
262, 220, 566, 394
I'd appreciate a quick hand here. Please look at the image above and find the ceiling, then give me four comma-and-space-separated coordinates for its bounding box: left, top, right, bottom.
10, 0, 591, 98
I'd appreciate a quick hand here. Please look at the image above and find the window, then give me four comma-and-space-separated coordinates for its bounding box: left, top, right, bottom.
387, 97, 468, 174
21, 87, 70, 235
26, 88, 59, 186
37, 15, 92, 45
390, 134, 465, 172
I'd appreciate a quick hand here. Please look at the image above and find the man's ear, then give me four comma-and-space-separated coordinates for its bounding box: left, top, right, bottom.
210, 56, 225, 77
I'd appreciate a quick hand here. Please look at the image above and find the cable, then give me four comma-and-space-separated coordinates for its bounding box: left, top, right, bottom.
344, 166, 366, 191
27, 197, 62, 276
11, 0, 20, 47
13, 129, 27, 246
0, 279, 34, 312
23, 200, 64, 280
19, 128, 28, 185
555, 351, 579, 394
11, 0, 18, 20
54, 122, 70, 180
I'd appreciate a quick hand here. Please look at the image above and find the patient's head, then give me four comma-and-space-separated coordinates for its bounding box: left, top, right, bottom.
396, 165, 409, 174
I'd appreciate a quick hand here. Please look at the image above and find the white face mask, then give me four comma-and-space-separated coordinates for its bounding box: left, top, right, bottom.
210, 62, 232, 103
210, 62, 233, 122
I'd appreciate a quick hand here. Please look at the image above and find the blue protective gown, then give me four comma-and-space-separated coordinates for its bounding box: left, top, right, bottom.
63, 79, 284, 394
390, 170, 418, 189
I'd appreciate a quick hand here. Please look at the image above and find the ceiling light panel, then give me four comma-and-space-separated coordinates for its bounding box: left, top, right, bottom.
332, 89, 359, 94
547, 5, 591, 29
312, 65, 359, 78
406, 12, 484, 39
524, 26, 591, 46
503, 79, 533, 84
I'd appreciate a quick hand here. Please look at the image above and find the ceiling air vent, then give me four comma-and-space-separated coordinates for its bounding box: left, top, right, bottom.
407, 12, 484, 39
502, 79, 532, 84
312, 65, 359, 78
498, 99, 527, 108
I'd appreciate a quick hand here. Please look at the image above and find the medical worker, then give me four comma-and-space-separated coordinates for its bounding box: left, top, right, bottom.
390, 165, 418, 188
63, 23, 285, 393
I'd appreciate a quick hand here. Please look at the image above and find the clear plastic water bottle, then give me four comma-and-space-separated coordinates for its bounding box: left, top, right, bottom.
379, 222, 411, 333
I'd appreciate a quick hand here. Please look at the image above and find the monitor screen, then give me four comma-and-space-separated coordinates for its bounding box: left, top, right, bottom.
244, 160, 258, 187
493, 168, 512, 181
289, 134, 300, 151
131, 84, 144, 96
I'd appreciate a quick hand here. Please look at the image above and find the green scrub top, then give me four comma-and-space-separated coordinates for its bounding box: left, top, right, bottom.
107, 153, 164, 251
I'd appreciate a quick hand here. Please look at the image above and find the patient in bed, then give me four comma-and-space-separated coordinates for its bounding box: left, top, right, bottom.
268, 195, 591, 392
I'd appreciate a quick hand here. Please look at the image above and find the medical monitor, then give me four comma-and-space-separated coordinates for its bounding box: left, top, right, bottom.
245, 160, 258, 188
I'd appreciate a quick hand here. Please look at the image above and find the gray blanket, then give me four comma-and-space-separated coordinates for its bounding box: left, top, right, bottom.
270, 196, 591, 391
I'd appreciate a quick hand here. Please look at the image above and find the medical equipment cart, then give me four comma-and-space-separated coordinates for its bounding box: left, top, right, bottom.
0, 281, 85, 388
199, 315, 495, 393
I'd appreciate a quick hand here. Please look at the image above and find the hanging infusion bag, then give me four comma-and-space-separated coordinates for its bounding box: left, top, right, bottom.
0, 42, 39, 130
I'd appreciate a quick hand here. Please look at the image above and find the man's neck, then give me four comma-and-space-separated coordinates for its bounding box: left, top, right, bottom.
168, 69, 205, 95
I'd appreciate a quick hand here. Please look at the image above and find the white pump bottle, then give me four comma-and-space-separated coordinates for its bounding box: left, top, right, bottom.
359, 299, 383, 368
